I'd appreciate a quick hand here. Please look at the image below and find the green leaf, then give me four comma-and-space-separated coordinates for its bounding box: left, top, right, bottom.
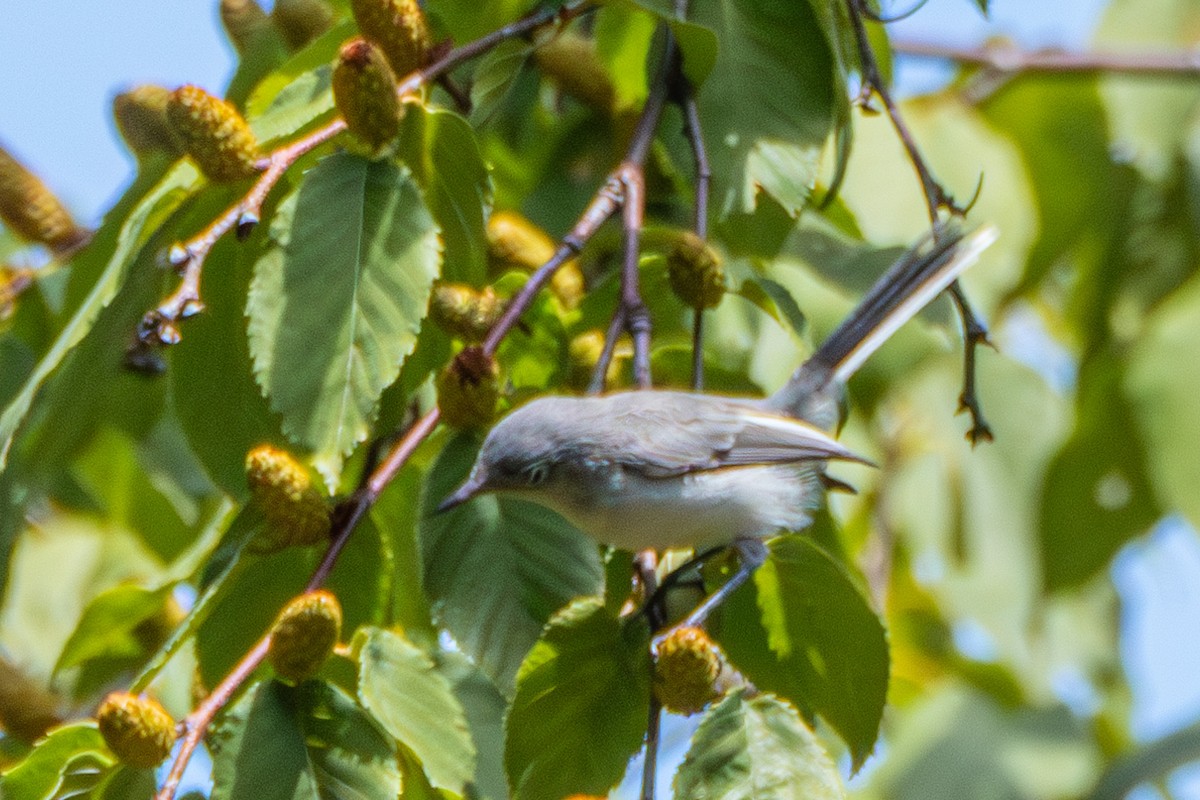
469, 39, 534, 127
1040, 352, 1160, 590
1125, 271, 1200, 529
714, 536, 889, 769
171, 235, 282, 499
605, 0, 719, 89
505, 598, 652, 800
210, 680, 401, 800
0, 722, 114, 800
355, 627, 476, 793
691, 0, 840, 216
398, 106, 492, 286
419, 432, 605, 691
0, 161, 199, 470
675, 690, 845, 800
248, 152, 441, 489
733, 274, 807, 340
54, 583, 175, 674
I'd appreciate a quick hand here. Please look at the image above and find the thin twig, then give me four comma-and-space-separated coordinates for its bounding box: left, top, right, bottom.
590, 29, 675, 391
679, 88, 710, 391
845, 0, 992, 442
642, 698, 662, 800
893, 38, 1200, 77
139, 0, 598, 346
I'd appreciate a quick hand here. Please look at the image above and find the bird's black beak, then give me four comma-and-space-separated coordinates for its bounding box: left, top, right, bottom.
436, 475, 485, 513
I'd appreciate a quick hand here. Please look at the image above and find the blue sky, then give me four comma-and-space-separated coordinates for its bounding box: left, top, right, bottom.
5, 0, 1200, 796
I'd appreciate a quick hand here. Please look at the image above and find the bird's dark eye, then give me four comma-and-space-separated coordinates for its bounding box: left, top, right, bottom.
526, 463, 550, 485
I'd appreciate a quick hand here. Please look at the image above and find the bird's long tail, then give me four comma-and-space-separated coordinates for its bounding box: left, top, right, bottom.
765, 224, 997, 423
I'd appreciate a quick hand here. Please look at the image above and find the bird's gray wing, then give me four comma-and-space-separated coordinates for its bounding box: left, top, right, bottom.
600, 393, 867, 479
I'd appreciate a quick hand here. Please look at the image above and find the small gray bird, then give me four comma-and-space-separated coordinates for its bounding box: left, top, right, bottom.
439, 225, 997, 628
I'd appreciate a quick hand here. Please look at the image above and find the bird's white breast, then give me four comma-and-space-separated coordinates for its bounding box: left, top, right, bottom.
551, 463, 819, 551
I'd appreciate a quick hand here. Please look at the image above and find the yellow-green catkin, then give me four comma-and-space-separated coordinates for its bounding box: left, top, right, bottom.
245, 445, 331, 553
667, 232, 725, 310
333, 38, 403, 156
220, 0, 275, 54
96, 692, 176, 769
533, 33, 616, 114
166, 85, 261, 183
0, 145, 89, 254
429, 281, 502, 344
436, 351, 500, 430
486, 210, 585, 310
113, 85, 181, 158
349, 0, 432, 78
268, 590, 343, 683
272, 0, 334, 51
654, 626, 722, 715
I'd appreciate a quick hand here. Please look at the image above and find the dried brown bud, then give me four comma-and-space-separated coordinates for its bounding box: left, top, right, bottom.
667, 232, 724, 310
113, 85, 182, 158
166, 85, 261, 183
654, 626, 722, 715
96, 692, 175, 768
268, 590, 343, 683
272, 0, 334, 51
350, 0, 432, 77
429, 281, 502, 343
486, 211, 584, 309
333, 38, 403, 156
245, 445, 331, 553
436, 349, 500, 430
0, 145, 89, 254
533, 33, 616, 113
0, 265, 34, 321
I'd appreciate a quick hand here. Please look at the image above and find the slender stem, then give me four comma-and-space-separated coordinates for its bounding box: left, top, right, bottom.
845, 0, 992, 442
594, 27, 675, 390
893, 38, 1200, 77
679, 93, 710, 391
641, 699, 662, 800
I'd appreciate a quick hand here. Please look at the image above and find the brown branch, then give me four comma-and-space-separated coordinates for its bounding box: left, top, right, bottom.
679, 86, 710, 391
138, 0, 598, 348
589, 30, 674, 392
893, 38, 1200, 77
846, 0, 993, 443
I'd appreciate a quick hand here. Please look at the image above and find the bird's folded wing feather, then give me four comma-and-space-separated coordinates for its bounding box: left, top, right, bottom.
605, 395, 867, 478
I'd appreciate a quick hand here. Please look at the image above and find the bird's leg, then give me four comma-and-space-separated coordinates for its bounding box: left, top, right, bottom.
651, 538, 768, 651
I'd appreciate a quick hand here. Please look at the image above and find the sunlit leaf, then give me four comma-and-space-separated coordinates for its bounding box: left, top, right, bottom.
209, 680, 401, 800
505, 598, 651, 800
0, 722, 113, 800
247, 152, 441, 489
714, 536, 888, 769
675, 690, 845, 800
418, 432, 604, 691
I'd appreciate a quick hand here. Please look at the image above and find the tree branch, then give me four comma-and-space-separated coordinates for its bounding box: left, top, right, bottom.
845, 0, 993, 443
893, 38, 1200, 77
137, 0, 598, 348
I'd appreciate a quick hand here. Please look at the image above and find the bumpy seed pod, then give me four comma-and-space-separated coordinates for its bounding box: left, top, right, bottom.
654, 626, 722, 715
113, 85, 182, 158
333, 38, 403, 155
349, 0, 432, 77
245, 445, 331, 553
533, 33, 616, 114
96, 692, 176, 768
268, 590, 343, 683
429, 281, 502, 343
436, 349, 500, 430
166, 85, 261, 183
667, 232, 725, 310
486, 211, 584, 309
221, 0, 272, 53
0, 145, 89, 254
273, 0, 334, 51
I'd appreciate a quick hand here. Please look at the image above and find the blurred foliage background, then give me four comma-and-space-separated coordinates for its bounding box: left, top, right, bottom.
2, 0, 1200, 798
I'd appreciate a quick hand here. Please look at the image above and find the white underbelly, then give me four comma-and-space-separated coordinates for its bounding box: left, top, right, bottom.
557, 464, 818, 551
